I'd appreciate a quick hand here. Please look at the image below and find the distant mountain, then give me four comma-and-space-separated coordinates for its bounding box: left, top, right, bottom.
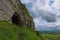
40, 29, 60, 34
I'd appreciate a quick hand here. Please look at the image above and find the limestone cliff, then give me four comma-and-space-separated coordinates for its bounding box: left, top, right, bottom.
0, 0, 34, 29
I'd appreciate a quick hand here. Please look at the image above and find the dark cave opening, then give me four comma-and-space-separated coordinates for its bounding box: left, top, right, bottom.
12, 12, 20, 25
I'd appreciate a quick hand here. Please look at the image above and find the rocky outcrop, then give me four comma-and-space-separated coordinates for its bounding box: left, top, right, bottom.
0, 0, 34, 29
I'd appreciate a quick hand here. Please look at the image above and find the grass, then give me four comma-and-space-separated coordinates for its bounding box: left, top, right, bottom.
39, 33, 60, 40
19, 27, 41, 40
0, 20, 41, 40
0, 20, 18, 40
1, 20, 60, 40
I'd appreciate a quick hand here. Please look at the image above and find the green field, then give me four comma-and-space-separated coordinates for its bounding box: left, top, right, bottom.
0, 20, 18, 40
0, 20, 41, 40
39, 33, 60, 40
1, 20, 60, 40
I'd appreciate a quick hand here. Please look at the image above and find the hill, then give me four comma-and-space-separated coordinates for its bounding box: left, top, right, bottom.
0, 20, 41, 40
39, 33, 60, 40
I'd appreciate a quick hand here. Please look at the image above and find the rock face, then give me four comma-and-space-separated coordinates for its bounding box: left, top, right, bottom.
0, 0, 34, 29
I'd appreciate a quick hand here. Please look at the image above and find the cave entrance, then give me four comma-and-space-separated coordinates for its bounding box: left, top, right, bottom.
12, 12, 20, 25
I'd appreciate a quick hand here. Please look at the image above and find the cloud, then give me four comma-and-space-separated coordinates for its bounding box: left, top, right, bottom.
20, 0, 32, 4
20, 0, 60, 31
49, 0, 54, 6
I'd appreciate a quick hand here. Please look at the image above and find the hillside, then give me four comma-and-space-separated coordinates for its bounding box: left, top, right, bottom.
0, 21, 41, 40
0, 21, 18, 40
39, 33, 60, 40
0, 0, 34, 29
0, 0, 36, 40
0, 0, 60, 40
1, 20, 60, 40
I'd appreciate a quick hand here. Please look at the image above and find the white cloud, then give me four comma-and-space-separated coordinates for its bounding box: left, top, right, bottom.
20, 0, 32, 4
21, 0, 60, 31
53, 0, 60, 9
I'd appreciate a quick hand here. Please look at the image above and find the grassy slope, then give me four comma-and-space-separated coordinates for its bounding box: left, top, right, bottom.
0, 21, 41, 40
19, 27, 41, 40
39, 33, 60, 40
0, 21, 18, 40
1, 20, 60, 40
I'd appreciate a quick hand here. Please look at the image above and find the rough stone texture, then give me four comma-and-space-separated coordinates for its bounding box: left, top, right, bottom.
0, 0, 34, 29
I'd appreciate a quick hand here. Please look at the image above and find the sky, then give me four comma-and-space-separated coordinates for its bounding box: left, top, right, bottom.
20, 0, 60, 31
